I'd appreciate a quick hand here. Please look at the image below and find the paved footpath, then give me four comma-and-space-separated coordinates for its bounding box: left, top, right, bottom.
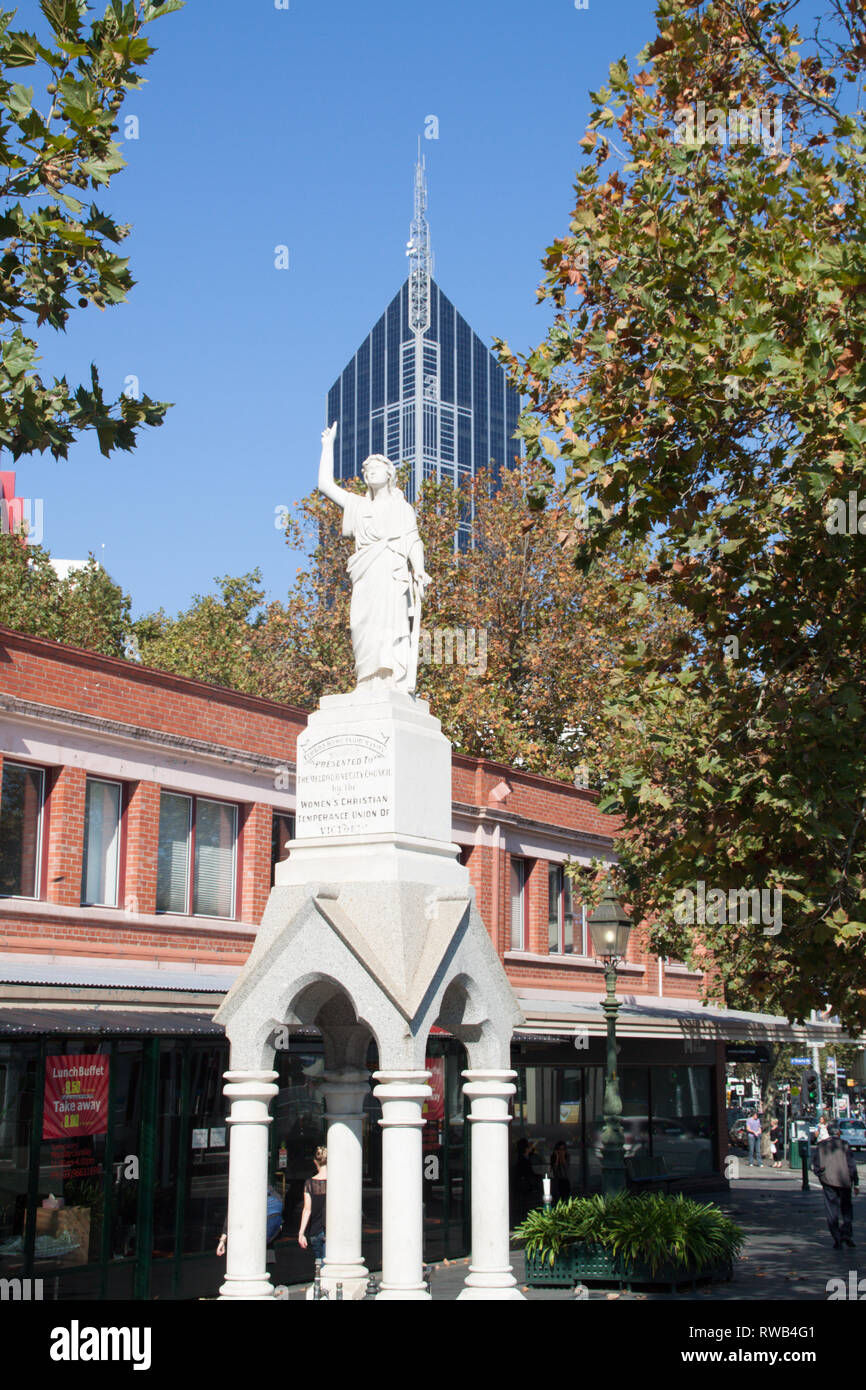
286, 1162, 865, 1302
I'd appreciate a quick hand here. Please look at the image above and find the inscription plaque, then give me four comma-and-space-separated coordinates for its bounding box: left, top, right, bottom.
296, 729, 394, 838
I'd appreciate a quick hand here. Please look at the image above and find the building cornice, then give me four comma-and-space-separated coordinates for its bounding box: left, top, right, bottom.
452, 802, 613, 852
0, 693, 296, 778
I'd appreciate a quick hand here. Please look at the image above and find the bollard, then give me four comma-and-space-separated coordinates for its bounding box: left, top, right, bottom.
798, 1138, 810, 1191
313, 1258, 329, 1300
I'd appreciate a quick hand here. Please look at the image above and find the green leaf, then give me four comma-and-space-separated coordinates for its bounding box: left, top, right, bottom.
5, 82, 34, 119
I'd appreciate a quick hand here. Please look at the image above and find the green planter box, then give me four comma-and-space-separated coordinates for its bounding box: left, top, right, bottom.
524, 1249, 576, 1287
524, 1244, 625, 1287
571, 1242, 625, 1283
524, 1244, 733, 1291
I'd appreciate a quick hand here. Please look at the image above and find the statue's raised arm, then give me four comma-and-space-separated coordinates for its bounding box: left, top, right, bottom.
318, 421, 351, 509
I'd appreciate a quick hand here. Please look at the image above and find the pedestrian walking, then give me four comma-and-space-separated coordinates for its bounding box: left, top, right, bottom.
216, 1184, 284, 1259
770, 1119, 782, 1168
746, 1111, 762, 1167
812, 1122, 860, 1249
514, 1137, 541, 1218
816, 1112, 831, 1142
298, 1145, 327, 1262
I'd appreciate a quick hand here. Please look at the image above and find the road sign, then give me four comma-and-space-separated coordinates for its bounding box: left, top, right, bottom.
790, 1057, 811, 1066
726, 1043, 771, 1062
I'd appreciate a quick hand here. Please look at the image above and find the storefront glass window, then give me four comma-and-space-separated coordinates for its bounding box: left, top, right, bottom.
651, 1065, 714, 1177
108, 1042, 143, 1262
182, 1045, 231, 1256
0, 1042, 39, 1278
37, 1043, 112, 1279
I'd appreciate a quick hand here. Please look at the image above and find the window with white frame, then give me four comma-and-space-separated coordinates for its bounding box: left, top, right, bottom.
547, 864, 586, 955
157, 792, 238, 919
81, 778, 122, 907
0, 761, 45, 898
510, 857, 527, 950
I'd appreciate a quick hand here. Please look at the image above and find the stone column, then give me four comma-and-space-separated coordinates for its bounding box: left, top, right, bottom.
372, 1070, 432, 1301
458, 1069, 525, 1300
319, 1069, 370, 1300
218, 1069, 279, 1300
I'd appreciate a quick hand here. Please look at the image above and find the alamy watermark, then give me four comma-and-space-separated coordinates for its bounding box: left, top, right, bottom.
673, 102, 784, 153
0, 1277, 43, 1300
827, 1272, 866, 1300
673, 881, 782, 936
1, 496, 43, 544
50, 1323, 151, 1370
826, 491, 866, 535
418, 627, 487, 677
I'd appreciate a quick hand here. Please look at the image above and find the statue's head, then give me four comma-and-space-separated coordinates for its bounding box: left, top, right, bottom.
361, 453, 397, 496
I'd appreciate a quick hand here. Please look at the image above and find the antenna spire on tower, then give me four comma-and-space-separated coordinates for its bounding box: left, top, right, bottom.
407, 140, 431, 335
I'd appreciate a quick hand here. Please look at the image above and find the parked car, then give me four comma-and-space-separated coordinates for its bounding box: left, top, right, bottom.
838, 1120, 866, 1154
728, 1119, 749, 1150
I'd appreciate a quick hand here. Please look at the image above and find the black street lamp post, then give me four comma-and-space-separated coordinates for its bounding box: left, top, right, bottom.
587, 886, 634, 1198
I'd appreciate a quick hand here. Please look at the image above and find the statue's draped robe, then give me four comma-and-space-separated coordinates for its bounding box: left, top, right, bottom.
342, 491, 420, 688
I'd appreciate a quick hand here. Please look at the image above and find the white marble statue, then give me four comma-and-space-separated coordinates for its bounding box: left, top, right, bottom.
318, 422, 431, 694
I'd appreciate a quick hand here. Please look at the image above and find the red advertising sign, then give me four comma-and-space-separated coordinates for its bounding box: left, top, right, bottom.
422, 1057, 446, 1150
42, 1055, 110, 1140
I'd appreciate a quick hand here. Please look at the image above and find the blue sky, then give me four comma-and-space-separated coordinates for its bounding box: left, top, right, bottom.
11, 0, 664, 617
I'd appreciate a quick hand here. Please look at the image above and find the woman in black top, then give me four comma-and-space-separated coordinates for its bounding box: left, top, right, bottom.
298, 1146, 327, 1261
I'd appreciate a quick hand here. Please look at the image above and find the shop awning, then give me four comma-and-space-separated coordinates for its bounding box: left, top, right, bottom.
514, 988, 851, 1046
0, 1005, 225, 1036
0, 958, 237, 993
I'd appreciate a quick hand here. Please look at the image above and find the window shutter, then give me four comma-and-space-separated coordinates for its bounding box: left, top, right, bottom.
82, 779, 121, 906
548, 863, 562, 953
157, 793, 191, 913
510, 858, 525, 951
563, 873, 574, 954
194, 800, 237, 919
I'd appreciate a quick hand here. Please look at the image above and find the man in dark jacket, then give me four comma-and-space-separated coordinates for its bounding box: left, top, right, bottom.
812, 1122, 860, 1249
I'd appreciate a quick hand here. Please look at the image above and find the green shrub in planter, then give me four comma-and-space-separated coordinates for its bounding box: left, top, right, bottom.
514, 1192, 743, 1277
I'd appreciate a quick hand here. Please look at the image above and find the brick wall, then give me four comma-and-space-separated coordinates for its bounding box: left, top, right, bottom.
45, 765, 86, 907
0, 625, 307, 760
124, 780, 160, 916
0, 627, 707, 1004
525, 858, 550, 955
240, 802, 273, 924
0, 910, 252, 965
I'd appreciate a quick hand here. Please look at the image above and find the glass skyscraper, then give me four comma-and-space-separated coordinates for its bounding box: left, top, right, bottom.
326, 156, 521, 544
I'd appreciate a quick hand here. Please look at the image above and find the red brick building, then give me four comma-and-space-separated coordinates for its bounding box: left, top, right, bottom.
1, 625, 798, 1299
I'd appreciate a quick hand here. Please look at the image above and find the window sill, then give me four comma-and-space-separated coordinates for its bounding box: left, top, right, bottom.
0, 897, 257, 936
505, 950, 645, 974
